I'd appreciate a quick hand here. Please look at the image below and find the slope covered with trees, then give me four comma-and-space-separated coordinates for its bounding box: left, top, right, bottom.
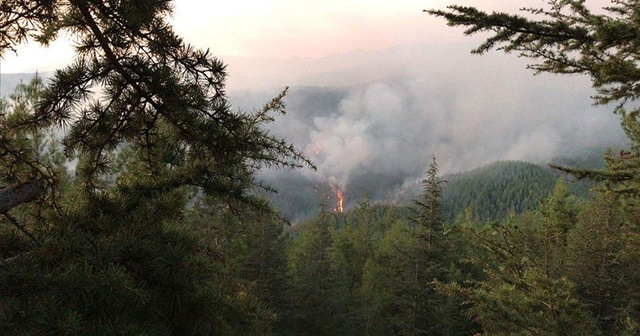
441, 160, 593, 222
425, 0, 640, 334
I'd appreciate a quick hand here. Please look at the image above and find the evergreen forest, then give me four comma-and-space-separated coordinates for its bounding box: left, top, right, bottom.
3, 1, 640, 335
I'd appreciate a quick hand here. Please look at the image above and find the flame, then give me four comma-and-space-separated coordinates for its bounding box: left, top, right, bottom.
330, 184, 344, 213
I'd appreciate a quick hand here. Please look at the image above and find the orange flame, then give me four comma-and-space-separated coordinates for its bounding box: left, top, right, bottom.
330, 184, 344, 213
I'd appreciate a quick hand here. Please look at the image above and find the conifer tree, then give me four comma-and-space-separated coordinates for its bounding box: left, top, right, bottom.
438, 210, 599, 335
538, 178, 578, 278
426, 0, 640, 195
0, 1, 311, 333
410, 156, 449, 335
0, 75, 56, 217
415, 155, 445, 247
567, 193, 640, 334
2, 0, 311, 200
427, 3, 640, 333
284, 213, 338, 336
360, 218, 419, 336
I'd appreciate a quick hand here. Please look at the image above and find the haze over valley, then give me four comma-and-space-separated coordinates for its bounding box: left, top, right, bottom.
0, 0, 622, 220
224, 42, 627, 217
1, 41, 628, 220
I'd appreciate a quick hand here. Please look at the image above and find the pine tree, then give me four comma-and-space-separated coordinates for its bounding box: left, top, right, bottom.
410, 156, 456, 336
361, 218, 420, 336
538, 178, 578, 278
426, 0, 640, 109
0, 75, 55, 212
0, 1, 311, 333
284, 214, 339, 336
415, 156, 445, 248
3, 0, 311, 201
438, 210, 599, 335
353, 156, 467, 336
427, 3, 640, 333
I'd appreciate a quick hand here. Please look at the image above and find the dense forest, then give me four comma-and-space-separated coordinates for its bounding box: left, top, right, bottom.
3, 1, 640, 335
441, 160, 596, 222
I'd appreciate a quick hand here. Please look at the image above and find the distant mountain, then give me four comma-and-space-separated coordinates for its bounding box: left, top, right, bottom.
548, 145, 618, 170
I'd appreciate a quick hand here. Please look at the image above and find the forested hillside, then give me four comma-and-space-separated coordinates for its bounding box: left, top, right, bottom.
262, 158, 601, 224
269, 155, 639, 335
441, 160, 595, 222
3, 1, 640, 336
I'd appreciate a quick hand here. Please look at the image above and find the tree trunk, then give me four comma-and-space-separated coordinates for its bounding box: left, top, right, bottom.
0, 181, 40, 213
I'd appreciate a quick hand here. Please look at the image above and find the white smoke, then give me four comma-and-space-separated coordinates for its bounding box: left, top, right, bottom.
228, 42, 627, 208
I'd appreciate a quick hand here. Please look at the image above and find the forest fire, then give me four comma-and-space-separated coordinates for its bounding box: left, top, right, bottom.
330, 184, 344, 213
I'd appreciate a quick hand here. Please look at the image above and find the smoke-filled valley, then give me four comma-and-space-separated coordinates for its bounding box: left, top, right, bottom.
2, 42, 627, 221
223, 42, 627, 220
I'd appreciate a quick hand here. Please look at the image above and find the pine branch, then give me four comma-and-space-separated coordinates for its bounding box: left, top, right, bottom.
2, 212, 42, 247
0, 181, 40, 213
549, 163, 634, 182
0, 253, 27, 267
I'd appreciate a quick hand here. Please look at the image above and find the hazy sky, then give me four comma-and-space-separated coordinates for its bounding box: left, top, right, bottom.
0, 0, 553, 73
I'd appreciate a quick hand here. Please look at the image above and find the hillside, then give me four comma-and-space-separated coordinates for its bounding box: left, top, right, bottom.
265, 157, 603, 224
441, 160, 595, 222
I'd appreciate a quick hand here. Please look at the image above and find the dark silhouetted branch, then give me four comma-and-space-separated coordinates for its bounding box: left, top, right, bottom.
0, 181, 40, 213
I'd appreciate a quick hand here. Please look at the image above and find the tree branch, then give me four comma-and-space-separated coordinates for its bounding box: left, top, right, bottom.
0, 181, 40, 213
2, 211, 42, 247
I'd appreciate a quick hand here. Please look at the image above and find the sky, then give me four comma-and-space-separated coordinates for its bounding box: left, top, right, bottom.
1, 0, 541, 73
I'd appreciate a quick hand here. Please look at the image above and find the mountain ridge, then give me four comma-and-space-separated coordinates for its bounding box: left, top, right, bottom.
265, 152, 607, 224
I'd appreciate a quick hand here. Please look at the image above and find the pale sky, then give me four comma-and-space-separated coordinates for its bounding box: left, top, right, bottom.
0, 0, 542, 73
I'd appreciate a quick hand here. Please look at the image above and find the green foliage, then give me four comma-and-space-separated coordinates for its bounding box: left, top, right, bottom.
442, 269, 600, 336
0, 1, 310, 334
427, 1, 640, 108
6, 1, 640, 335
4, 1, 311, 199
0, 75, 60, 198
282, 160, 476, 336
567, 194, 640, 334
0, 189, 272, 335
284, 213, 339, 335
415, 156, 444, 233
442, 161, 584, 222
437, 184, 599, 335
363, 219, 419, 336
425, 4, 640, 332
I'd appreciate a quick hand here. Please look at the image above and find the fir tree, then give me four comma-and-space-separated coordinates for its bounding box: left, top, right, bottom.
415, 155, 445, 247
284, 214, 337, 336
567, 193, 640, 334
